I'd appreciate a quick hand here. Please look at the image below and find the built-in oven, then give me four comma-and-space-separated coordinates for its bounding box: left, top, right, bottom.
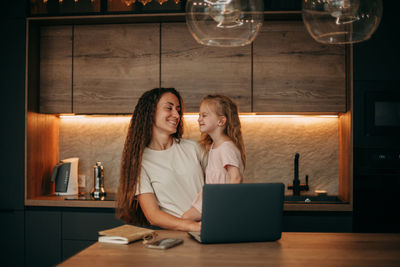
353, 81, 400, 233
354, 81, 400, 148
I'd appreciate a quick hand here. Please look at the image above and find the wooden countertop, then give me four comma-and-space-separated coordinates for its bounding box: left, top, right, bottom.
59, 231, 400, 267
26, 196, 352, 211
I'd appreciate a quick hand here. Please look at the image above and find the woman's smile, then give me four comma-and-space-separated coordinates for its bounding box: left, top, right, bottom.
154, 92, 181, 135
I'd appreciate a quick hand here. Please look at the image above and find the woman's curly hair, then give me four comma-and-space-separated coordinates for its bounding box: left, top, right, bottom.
116, 88, 184, 226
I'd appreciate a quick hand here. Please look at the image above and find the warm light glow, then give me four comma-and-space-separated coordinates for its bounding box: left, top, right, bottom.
156, 0, 169, 4
43, 0, 182, 7
59, 114, 339, 119
185, 114, 338, 118
122, 0, 136, 6
59, 114, 85, 118
317, 115, 339, 118
138, 0, 153, 5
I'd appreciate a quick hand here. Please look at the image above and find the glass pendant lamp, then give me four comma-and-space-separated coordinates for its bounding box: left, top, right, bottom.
186, 0, 264, 47
302, 0, 383, 44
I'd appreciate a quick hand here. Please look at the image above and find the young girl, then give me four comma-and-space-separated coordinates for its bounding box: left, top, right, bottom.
182, 94, 246, 221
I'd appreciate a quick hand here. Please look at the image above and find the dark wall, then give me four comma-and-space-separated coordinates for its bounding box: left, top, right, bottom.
0, 1, 27, 266
352, 1, 400, 232
1, 2, 26, 211
354, 2, 399, 82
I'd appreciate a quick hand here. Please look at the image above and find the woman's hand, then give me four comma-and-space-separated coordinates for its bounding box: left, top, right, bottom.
138, 193, 201, 232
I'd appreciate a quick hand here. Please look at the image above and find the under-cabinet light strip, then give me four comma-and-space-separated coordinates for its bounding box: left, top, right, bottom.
59, 114, 338, 118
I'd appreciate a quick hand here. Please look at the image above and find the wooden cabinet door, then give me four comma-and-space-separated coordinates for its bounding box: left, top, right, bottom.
73, 23, 160, 114
161, 23, 251, 113
40, 25, 73, 113
253, 21, 346, 113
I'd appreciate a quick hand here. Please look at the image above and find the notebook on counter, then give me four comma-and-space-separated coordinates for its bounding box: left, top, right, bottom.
188, 183, 284, 244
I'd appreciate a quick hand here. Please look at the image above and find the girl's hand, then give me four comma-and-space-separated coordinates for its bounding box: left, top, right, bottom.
187, 220, 201, 232
182, 207, 202, 221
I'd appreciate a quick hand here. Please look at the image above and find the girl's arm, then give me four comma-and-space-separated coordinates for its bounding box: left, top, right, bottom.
138, 193, 201, 232
226, 165, 243, 183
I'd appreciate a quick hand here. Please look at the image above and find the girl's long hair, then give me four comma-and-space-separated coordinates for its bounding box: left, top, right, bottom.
199, 94, 246, 169
116, 88, 184, 226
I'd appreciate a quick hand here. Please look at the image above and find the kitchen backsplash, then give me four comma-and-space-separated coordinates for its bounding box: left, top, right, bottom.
59, 116, 338, 195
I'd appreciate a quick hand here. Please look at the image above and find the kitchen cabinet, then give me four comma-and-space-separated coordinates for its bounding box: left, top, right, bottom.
73, 23, 159, 114
161, 23, 252, 112
37, 20, 347, 114
1, 11, 26, 266
40, 25, 73, 113
25, 210, 62, 267
25, 209, 124, 266
0, 211, 25, 267
352, 3, 400, 233
62, 210, 123, 260
39, 23, 159, 114
253, 21, 347, 112
283, 211, 352, 232
1, 17, 25, 211
62, 210, 123, 240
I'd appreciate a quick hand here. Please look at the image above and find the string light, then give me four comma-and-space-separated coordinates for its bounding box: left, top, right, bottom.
42, 0, 181, 6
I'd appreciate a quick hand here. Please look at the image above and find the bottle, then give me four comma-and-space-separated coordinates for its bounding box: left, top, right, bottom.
91, 161, 106, 200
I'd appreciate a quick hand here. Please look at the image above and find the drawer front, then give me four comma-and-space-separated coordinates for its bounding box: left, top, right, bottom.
62, 211, 123, 240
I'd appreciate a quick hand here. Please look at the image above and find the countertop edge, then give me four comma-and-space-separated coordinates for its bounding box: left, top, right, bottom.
25, 199, 116, 208
25, 199, 352, 211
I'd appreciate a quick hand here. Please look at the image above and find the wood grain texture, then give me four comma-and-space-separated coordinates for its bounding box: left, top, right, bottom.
26, 112, 59, 198
59, 231, 400, 267
339, 111, 352, 203
73, 23, 160, 114
253, 21, 346, 112
161, 23, 251, 112
39, 26, 73, 113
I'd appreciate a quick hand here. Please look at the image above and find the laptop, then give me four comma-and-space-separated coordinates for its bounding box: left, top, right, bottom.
188, 183, 284, 244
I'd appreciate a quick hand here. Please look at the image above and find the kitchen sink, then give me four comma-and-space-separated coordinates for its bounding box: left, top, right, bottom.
284, 195, 344, 204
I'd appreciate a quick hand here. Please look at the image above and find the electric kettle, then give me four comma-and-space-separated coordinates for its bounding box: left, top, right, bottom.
51, 157, 79, 195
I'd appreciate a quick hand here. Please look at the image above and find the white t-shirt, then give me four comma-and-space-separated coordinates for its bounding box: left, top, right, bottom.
136, 139, 206, 217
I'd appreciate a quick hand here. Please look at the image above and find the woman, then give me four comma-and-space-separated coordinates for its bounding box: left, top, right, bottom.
116, 88, 205, 232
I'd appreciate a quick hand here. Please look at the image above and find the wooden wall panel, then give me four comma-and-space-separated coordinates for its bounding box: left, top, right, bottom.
253, 21, 346, 112
40, 26, 73, 113
27, 112, 59, 198
338, 111, 352, 203
73, 23, 160, 114
161, 23, 251, 113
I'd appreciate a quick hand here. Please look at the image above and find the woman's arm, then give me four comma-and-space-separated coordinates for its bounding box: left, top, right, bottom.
138, 193, 201, 232
226, 165, 243, 183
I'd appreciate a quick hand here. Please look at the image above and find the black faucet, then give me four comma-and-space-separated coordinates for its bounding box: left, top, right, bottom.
288, 153, 309, 196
